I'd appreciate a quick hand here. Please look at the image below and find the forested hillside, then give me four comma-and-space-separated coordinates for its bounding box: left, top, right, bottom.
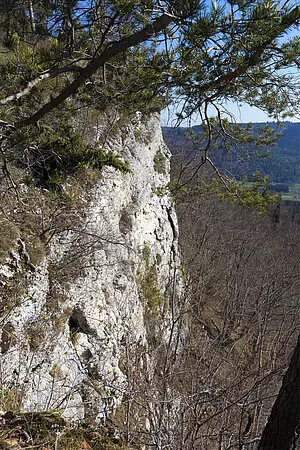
163, 122, 300, 185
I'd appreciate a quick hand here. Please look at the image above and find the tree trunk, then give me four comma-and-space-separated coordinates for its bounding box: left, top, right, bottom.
258, 335, 300, 450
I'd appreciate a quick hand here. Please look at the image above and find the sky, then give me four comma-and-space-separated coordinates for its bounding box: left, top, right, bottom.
161, 3, 300, 127
161, 102, 300, 127
224, 103, 300, 124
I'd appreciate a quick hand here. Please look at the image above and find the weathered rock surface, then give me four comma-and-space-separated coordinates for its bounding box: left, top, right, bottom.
0, 113, 181, 422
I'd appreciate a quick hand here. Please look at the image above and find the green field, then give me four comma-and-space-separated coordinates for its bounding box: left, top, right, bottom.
281, 184, 300, 201
238, 182, 300, 201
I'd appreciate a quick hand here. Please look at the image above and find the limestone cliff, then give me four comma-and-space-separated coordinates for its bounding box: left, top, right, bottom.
0, 113, 181, 423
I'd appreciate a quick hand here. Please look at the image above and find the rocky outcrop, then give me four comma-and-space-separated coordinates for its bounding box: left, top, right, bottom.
0, 113, 182, 422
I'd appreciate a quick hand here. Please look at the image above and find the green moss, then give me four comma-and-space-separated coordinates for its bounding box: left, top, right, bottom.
139, 267, 165, 311
142, 242, 151, 263
138, 244, 169, 349
153, 150, 166, 174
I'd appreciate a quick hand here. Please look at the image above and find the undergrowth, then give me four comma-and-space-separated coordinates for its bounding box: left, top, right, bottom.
0, 410, 136, 449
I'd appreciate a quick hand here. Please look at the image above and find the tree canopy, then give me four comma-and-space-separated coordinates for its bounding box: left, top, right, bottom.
0, 0, 299, 129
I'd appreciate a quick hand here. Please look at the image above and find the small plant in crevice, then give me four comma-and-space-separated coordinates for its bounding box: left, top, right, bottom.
0, 387, 23, 412
0, 273, 28, 318
138, 243, 168, 348
49, 362, 64, 380
139, 265, 166, 313
138, 243, 166, 313
25, 320, 47, 352
153, 150, 166, 174
134, 127, 143, 142
0, 220, 20, 265
0, 322, 17, 354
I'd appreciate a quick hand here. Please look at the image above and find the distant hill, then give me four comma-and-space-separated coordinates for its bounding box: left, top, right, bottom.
163, 122, 300, 184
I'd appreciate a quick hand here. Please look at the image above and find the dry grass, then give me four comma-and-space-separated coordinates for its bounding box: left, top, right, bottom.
0, 410, 137, 449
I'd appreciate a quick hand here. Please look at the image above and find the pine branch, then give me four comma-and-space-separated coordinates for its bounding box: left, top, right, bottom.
16, 13, 174, 128
0, 65, 83, 106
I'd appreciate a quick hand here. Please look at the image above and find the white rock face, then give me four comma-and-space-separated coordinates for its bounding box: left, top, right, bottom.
0, 113, 181, 422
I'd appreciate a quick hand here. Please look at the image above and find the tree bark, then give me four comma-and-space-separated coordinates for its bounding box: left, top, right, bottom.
258, 335, 300, 450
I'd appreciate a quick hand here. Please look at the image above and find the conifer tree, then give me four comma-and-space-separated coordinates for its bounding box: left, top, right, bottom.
0, 0, 298, 127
